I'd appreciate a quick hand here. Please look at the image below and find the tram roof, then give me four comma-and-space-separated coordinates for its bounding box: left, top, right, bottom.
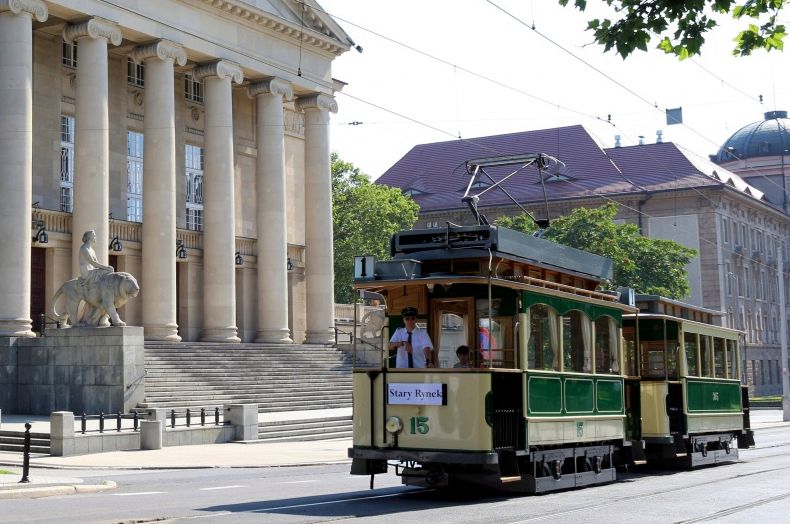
391, 225, 613, 282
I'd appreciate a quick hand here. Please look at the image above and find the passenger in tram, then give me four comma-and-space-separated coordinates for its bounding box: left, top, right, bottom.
389, 307, 435, 368
453, 345, 471, 368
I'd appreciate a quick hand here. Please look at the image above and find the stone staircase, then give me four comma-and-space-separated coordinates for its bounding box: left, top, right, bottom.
0, 430, 50, 454
141, 343, 354, 441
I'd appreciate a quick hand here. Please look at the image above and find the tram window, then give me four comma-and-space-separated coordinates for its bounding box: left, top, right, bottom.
713, 338, 726, 378
594, 316, 619, 374
666, 341, 679, 379
641, 341, 665, 377
622, 326, 637, 376
479, 317, 514, 367
562, 310, 591, 373
527, 305, 559, 371
726, 339, 738, 379
684, 333, 699, 377
700, 336, 712, 377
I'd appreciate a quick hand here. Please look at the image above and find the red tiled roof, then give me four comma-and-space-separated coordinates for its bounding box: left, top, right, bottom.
377, 125, 769, 213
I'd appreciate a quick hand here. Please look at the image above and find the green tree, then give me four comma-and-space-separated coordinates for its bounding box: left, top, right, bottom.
496, 204, 697, 298
332, 153, 419, 303
559, 0, 786, 58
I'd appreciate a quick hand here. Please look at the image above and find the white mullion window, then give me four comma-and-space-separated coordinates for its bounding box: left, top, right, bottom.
60, 115, 75, 212
62, 40, 77, 68
127, 131, 144, 222
184, 73, 203, 103
185, 144, 204, 231
127, 58, 145, 87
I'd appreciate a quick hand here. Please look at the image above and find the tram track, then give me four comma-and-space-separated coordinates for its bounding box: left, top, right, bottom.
675, 490, 790, 523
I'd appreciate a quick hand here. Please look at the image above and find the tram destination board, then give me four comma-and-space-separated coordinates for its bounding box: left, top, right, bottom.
388, 383, 448, 405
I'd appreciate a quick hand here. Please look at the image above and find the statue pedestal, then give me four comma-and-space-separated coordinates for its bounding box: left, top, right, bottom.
7, 326, 145, 415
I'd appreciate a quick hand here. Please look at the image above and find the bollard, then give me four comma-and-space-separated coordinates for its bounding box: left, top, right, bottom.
171, 409, 175, 428
19, 422, 31, 483
116, 412, 122, 432
99, 412, 105, 433
186, 408, 191, 428
214, 407, 220, 426
133, 411, 139, 432
200, 408, 206, 426
81, 413, 87, 434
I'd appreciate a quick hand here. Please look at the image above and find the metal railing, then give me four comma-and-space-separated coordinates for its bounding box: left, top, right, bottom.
79, 412, 142, 434
168, 407, 225, 429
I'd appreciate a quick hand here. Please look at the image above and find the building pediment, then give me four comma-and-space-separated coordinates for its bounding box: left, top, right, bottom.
200, 0, 355, 56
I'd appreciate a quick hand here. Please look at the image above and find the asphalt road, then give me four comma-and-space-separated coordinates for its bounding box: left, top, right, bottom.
4, 426, 790, 524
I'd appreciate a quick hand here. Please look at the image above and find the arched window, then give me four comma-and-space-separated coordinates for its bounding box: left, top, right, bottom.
563, 310, 591, 373
526, 304, 559, 371
594, 316, 619, 374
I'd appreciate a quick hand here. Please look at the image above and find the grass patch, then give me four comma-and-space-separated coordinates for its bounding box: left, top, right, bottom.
751, 396, 781, 401
0, 470, 14, 475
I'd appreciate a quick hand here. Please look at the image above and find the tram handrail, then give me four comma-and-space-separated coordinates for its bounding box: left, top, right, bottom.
501, 274, 619, 302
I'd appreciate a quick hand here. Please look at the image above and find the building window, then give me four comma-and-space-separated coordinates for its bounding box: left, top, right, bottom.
60, 115, 74, 212
127, 58, 145, 87
184, 73, 203, 103
127, 131, 144, 222
185, 144, 204, 231
62, 40, 77, 68
721, 217, 729, 243
426, 221, 439, 228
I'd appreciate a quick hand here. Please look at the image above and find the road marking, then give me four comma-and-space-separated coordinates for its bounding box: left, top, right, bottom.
199, 485, 246, 491
281, 480, 318, 484
112, 491, 165, 496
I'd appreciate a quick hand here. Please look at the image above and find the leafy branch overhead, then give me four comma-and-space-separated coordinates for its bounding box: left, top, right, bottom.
559, 0, 786, 58
496, 204, 697, 299
332, 153, 419, 304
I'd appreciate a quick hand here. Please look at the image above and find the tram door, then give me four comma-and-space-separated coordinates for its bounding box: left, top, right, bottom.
431, 298, 474, 368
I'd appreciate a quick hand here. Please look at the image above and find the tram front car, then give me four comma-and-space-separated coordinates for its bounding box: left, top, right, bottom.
348, 225, 638, 494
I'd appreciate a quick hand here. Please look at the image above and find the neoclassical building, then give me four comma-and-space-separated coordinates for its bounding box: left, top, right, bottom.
0, 0, 353, 343
378, 124, 790, 395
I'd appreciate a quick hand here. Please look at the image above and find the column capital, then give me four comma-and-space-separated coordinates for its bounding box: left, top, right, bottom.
247, 77, 292, 100
63, 17, 122, 46
296, 93, 337, 114
131, 39, 187, 66
193, 59, 243, 84
0, 0, 47, 21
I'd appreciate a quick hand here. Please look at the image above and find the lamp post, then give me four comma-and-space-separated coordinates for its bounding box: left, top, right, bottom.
777, 239, 790, 421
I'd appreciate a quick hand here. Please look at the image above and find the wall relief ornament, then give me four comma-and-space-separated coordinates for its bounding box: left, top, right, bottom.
0, 0, 48, 21
63, 17, 122, 46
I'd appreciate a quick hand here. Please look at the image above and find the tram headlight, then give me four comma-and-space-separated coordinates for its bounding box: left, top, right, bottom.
385, 416, 403, 435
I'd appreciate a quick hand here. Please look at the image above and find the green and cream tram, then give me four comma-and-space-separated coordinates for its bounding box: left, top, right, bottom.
348, 225, 754, 493
348, 225, 639, 493
621, 296, 755, 467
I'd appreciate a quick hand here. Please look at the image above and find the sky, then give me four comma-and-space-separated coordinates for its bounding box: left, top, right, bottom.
317, 0, 790, 180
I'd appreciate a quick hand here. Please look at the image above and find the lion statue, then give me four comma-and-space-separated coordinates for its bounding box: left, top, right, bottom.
52, 272, 140, 328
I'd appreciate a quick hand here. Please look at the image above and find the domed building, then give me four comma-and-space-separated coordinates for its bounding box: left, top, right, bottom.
713, 111, 790, 211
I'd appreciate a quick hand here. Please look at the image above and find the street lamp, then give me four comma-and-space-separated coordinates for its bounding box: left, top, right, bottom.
776, 238, 790, 421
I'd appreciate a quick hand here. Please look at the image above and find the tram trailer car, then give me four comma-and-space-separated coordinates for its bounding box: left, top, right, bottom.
347, 225, 754, 494
621, 296, 755, 468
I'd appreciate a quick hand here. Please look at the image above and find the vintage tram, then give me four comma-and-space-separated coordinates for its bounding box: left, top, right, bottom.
347, 224, 754, 493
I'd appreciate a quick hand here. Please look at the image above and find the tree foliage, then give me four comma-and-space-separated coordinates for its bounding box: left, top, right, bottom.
496, 204, 697, 298
559, 0, 786, 58
332, 153, 419, 303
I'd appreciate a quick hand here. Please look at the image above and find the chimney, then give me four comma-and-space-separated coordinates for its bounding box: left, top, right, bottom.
656, 130, 663, 143
614, 135, 621, 148
638, 135, 645, 145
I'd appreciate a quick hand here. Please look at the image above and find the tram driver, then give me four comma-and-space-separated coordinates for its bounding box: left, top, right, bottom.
389, 307, 435, 368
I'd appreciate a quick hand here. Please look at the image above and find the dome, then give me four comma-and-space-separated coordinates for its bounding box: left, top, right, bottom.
713, 111, 790, 164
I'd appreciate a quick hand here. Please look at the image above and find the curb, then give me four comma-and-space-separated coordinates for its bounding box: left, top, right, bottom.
0, 480, 117, 500
0, 459, 351, 471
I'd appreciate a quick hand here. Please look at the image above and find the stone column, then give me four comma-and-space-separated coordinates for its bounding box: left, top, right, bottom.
296, 94, 337, 344
63, 18, 122, 276
0, 0, 47, 337
193, 60, 243, 342
248, 78, 293, 343
131, 41, 187, 342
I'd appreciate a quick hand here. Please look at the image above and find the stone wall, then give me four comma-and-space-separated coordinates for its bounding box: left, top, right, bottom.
1, 326, 144, 415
